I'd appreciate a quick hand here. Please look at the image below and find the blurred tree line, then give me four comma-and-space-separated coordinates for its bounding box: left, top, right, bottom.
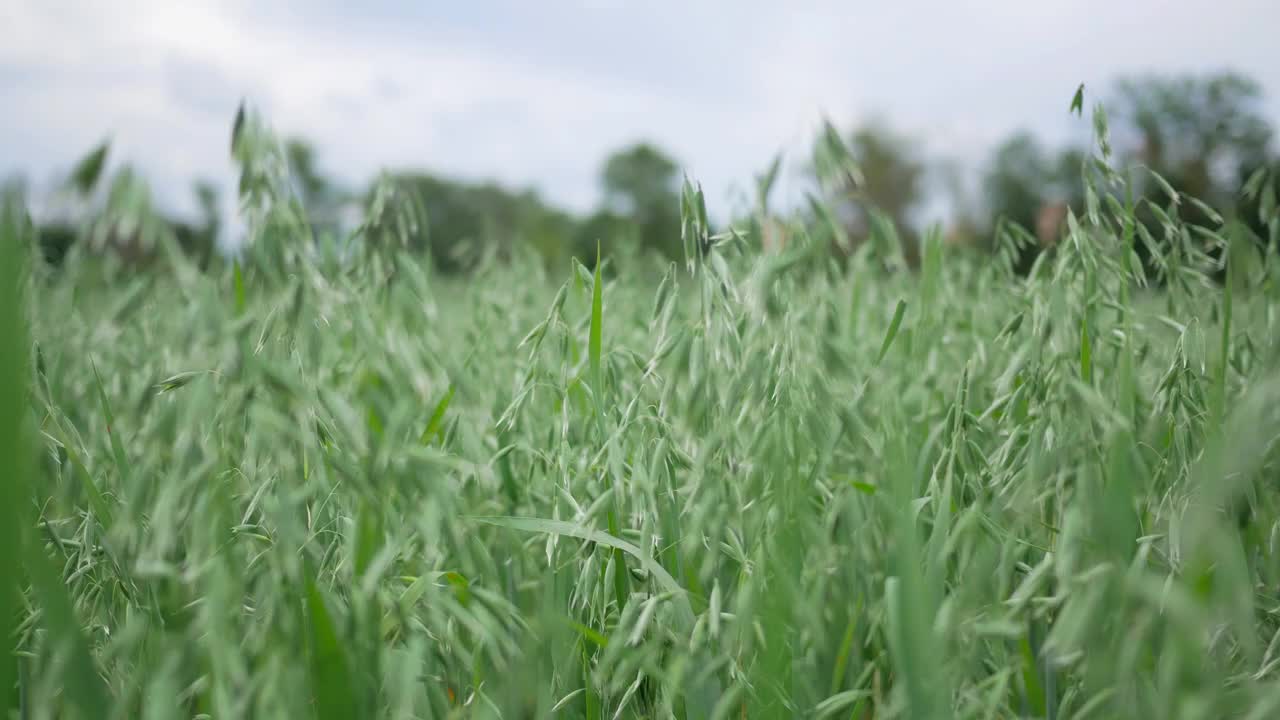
10, 70, 1279, 279
810, 71, 1277, 275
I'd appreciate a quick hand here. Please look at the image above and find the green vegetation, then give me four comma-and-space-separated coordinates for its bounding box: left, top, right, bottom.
5, 85, 1280, 720
20, 71, 1278, 279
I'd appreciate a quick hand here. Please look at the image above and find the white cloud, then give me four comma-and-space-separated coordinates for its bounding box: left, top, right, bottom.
2, 0, 1278, 231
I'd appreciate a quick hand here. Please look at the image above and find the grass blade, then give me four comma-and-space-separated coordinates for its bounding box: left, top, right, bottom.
22, 534, 112, 717
305, 576, 360, 720
590, 241, 604, 395
1079, 314, 1093, 384
1, 194, 30, 718
877, 299, 907, 364
233, 260, 246, 314
91, 359, 132, 485
472, 515, 721, 717
419, 384, 455, 446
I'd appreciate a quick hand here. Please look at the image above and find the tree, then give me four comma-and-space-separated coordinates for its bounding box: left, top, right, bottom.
370, 172, 576, 273
602, 143, 677, 216
1115, 72, 1273, 216
814, 121, 926, 264
596, 142, 682, 261
1235, 159, 1280, 253
284, 138, 330, 210
981, 133, 1086, 270
283, 137, 351, 240
571, 209, 628, 267
24, 140, 226, 271
984, 133, 1054, 236
171, 180, 221, 269
1103, 71, 1276, 279
845, 124, 926, 238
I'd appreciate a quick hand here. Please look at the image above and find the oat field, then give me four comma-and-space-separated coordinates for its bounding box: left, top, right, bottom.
4, 108, 1280, 719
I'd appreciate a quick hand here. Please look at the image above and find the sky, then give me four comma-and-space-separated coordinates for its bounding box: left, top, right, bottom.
2, 0, 1279, 230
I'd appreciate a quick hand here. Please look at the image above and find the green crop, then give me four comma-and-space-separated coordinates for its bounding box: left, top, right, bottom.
4, 102, 1280, 720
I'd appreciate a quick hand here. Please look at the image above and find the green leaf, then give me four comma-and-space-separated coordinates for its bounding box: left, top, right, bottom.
999, 311, 1025, 339
1260, 179, 1276, 225
231, 101, 246, 154
1242, 166, 1268, 200
0, 196, 30, 717
1080, 314, 1093, 384
1216, 249, 1233, 422
815, 689, 873, 719
809, 192, 851, 254
418, 384, 455, 445
233, 260, 246, 314
1019, 630, 1047, 715
444, 571, 471, 607
67, 141, 110, 195
353, 498, 382, 581
582, 635, 601, 720
91, 358, 132, 489
471, 515, 721, 717
829, 606, 860, 695
305, 577, 360, 720
606, 510, 630, 613
473, 516, 682, 598
756, 152, 784, 211
42, 423, 114, 528
877, 299, 907, 365
1185, 195, 1223, 226
155, 370, 205, 394
589, 241, 603, 394
567, 619, 609, 648
1070, 83, 1085, 117
23, 533, 113, 718
1148, 169, 1180, 206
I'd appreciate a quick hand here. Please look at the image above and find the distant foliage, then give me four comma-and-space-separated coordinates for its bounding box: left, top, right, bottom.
18, 72, 1279, 289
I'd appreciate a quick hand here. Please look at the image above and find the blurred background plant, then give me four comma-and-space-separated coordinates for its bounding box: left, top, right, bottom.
10, 71, 1275, 288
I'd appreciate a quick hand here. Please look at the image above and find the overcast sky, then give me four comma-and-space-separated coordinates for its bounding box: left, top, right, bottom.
3, 0, 1278, 227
